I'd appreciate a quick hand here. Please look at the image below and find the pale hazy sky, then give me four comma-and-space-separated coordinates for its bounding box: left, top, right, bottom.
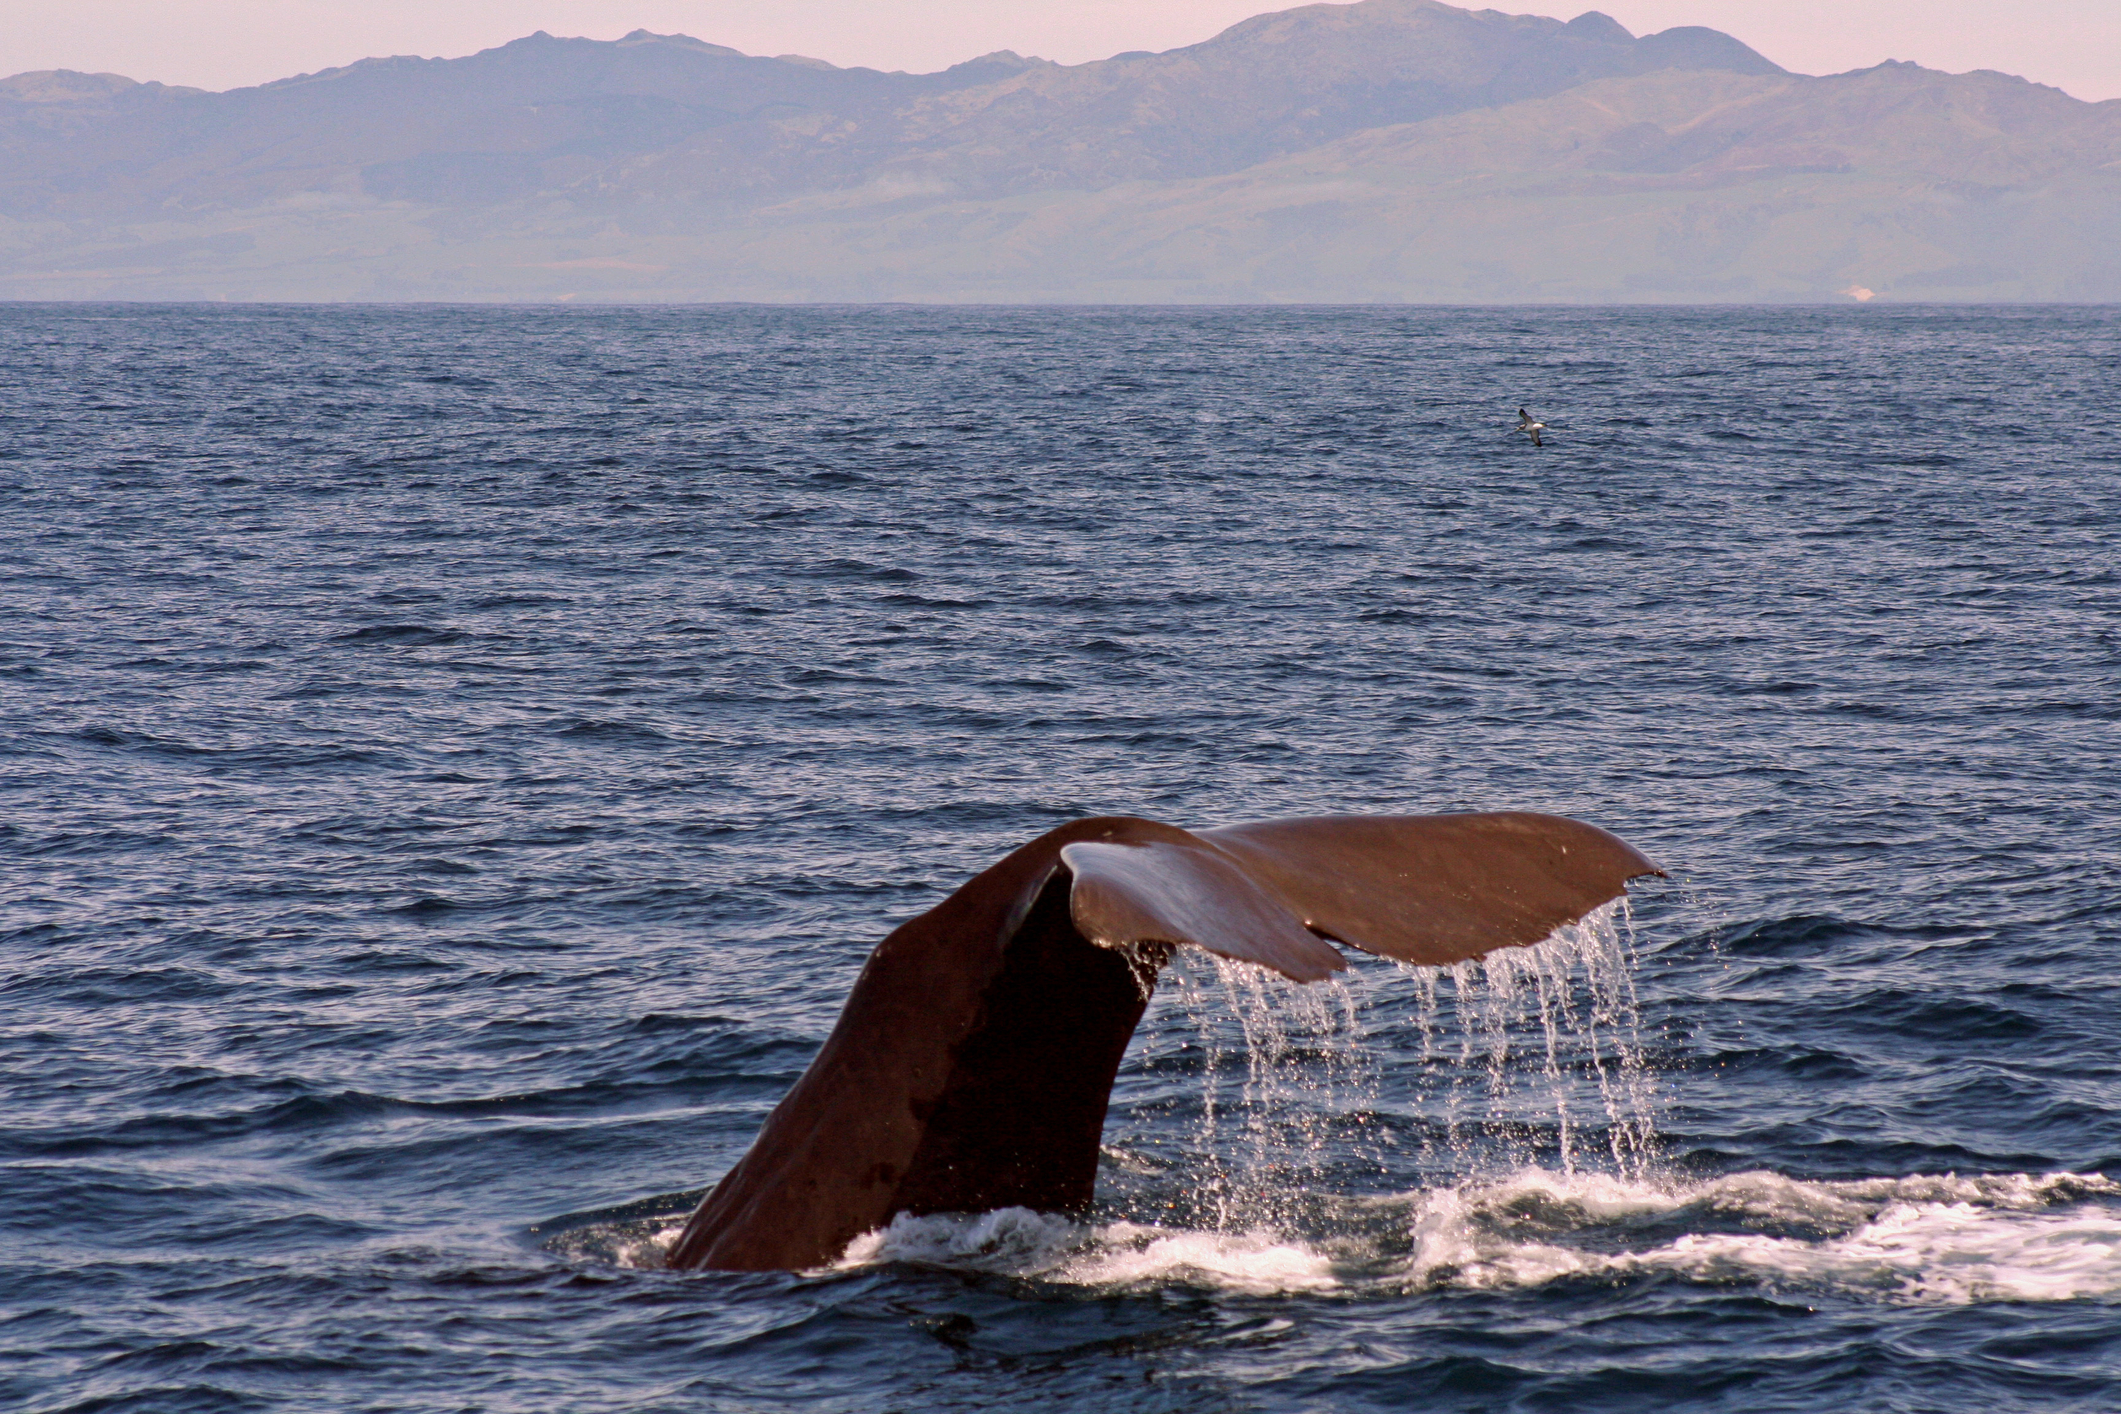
4, 0, 2116, 103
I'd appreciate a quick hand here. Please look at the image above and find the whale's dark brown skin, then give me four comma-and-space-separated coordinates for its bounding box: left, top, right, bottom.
664, 812, 1662, 1273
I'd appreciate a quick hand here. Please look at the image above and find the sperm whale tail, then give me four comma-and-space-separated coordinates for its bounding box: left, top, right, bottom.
664, 812, 1662, 1272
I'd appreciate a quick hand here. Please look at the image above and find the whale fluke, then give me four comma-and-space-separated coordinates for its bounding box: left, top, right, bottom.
1197, 812, 1657, 966
664, 812, 1661, 1272
1063, 826, 1348, 983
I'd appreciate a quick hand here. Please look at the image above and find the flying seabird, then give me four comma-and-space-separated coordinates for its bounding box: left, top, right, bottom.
1517, 408, 1545, 447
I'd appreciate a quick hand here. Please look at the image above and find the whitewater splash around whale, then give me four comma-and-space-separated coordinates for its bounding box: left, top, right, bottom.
547, 885, 2121, 1306
558, 1166, 2121, 1308
662, 811, 1662, 1272
832, 1169, 2121, 1305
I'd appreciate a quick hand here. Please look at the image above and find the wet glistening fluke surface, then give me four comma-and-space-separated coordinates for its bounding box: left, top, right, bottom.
4, 304, 2118, 1411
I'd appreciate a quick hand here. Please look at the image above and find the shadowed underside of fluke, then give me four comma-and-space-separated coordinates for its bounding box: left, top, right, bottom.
665, 812, 1662, 1272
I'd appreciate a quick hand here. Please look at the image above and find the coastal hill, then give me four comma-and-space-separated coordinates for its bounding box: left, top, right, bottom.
1, 0, 2114, 302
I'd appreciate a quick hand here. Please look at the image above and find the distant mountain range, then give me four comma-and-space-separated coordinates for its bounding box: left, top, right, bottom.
3, 0, 2116, 302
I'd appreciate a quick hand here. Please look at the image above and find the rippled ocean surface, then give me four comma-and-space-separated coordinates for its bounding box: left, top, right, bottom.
4, 303, 2119, 1412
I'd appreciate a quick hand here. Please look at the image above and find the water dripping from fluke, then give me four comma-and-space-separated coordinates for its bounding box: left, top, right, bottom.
652, 811, 1664, 1273
1117, 893, 1663, 1248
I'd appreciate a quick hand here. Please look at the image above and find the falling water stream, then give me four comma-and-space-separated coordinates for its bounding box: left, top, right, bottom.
1127, 898, 1660, 1234
1427, 899, 1658, 1179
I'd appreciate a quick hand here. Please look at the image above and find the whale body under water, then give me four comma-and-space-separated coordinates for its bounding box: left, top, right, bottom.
665, 812, 1662, 1272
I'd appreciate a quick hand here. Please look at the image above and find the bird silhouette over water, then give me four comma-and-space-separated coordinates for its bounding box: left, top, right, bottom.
1517, 408, 1546, 447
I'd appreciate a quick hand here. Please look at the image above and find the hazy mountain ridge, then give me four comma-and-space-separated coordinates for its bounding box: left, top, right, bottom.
1, 0, 2114, 302
0, 2, 1783, 214
943, 64, 2121, 302
1311, 61, 2121, 186
0, 31, 1000, 216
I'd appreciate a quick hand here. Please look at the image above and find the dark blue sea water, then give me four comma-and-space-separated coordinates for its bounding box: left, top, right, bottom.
4, 303, 2119, 1413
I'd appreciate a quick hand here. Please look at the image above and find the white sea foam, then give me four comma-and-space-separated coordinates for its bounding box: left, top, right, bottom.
1388, 1168, 2121, 1303
811, 1169, 2121, 1305
839, 1206, 1340, 1294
